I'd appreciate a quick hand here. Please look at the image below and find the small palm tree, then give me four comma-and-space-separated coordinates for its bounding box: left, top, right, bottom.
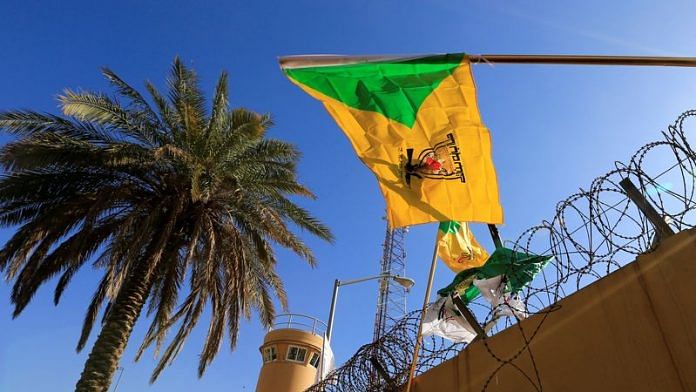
0, 58, 332, 392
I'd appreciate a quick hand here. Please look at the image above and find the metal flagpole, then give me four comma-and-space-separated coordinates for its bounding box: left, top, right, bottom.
404, 230, 440, 392
280, 54, 696, 69
467, 54, 696, 67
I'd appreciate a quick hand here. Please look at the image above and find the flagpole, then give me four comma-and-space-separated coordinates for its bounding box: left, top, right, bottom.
405, 230, 440, 392
280, 54, 696, 69
468, 54, 696, 67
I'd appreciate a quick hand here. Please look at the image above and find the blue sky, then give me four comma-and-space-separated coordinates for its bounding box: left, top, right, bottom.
1, 1, 696, 391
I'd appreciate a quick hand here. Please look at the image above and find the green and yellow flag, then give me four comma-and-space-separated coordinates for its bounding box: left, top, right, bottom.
437, 221, 488, 273
437, 247, 553, 303
280, 54, 503, 228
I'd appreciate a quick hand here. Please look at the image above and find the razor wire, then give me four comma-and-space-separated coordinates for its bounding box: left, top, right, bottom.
307, 109, 696, 392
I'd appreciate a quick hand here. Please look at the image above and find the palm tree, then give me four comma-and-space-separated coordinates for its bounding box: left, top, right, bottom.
0, 58, 332, 392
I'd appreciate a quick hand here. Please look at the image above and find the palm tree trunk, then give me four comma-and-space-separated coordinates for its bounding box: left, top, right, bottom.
74, 263, 152, 392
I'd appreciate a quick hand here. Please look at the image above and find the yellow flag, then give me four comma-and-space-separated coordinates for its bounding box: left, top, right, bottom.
437, 221, 488, 273
281, 54, 503, 228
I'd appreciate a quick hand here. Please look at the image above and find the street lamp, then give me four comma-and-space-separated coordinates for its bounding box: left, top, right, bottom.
325, 274, 416, 342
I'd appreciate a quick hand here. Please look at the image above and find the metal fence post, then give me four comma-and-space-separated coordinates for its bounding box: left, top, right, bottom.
619, 178, 675, 241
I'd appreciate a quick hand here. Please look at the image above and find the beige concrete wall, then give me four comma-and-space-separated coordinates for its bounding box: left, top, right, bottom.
256, 329, 325, 392
413, 229, 696, 391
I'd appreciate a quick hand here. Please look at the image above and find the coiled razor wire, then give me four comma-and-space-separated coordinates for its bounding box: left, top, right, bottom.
307, 109, 696, 392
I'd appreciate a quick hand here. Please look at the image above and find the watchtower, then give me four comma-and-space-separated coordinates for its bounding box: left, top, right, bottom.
256, 314, 327, 392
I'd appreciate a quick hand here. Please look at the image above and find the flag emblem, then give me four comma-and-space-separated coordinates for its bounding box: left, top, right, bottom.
402, 132, 466, 186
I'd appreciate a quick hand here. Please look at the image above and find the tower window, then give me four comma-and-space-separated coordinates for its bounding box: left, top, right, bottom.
309, 352, 321, 368
286, 345, 307, 363
262, 346, 277, 363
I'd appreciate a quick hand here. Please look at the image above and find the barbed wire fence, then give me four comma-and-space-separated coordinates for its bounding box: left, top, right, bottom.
307, 109, 696, 392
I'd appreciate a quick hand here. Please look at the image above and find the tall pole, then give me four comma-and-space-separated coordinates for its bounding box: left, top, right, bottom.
467, 54, 696, 67
405, 231, 440, 392
325, 279, 340, 342
281, 54, 696, 69
326, 274, 414, 343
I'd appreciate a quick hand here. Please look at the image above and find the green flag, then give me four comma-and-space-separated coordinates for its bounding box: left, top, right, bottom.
438, 247, 552, 302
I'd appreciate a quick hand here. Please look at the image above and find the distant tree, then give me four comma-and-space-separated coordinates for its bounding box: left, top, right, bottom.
0, 58, 332, 392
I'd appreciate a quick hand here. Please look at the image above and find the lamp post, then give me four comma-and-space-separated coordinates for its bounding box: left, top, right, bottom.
325, 274, 415, 342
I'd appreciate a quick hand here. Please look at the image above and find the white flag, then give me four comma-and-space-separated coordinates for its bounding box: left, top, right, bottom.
473, 276, 528, 320
316, 336, 336, 383
422, 297, 477, 343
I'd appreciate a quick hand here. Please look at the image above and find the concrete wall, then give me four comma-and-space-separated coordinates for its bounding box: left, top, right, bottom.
256, 328, 324, 392
413, 229, 696, 391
